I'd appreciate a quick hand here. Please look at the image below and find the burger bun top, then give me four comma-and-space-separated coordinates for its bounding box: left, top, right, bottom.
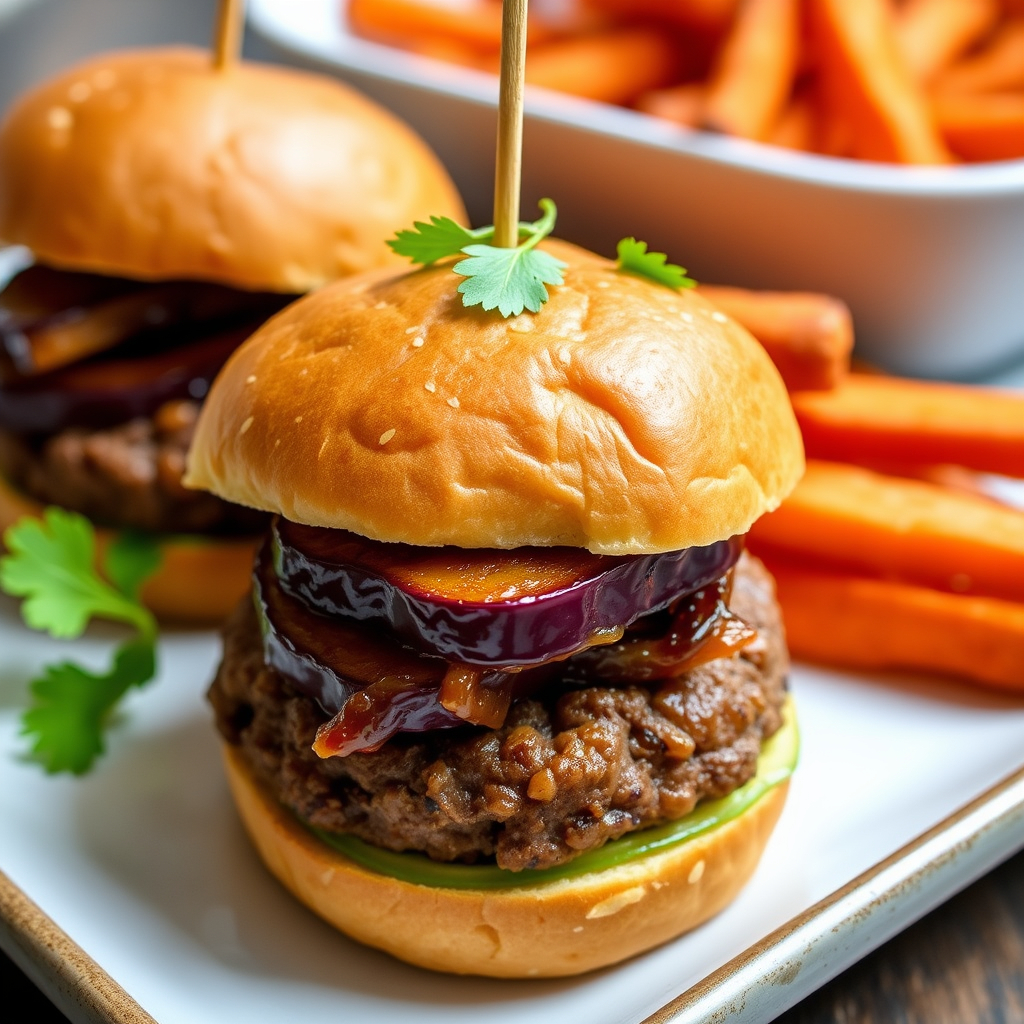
185, 239, 804, 554
0, 47, 465, 292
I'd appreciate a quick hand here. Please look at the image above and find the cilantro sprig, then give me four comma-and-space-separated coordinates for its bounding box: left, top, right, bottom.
389, 198, 567, 317
0, 508, 161, 774
616, 238, 696, 290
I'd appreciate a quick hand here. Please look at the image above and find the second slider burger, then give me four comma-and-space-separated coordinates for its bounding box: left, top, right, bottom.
185, 236, 804, 976
0, 46, 464, 620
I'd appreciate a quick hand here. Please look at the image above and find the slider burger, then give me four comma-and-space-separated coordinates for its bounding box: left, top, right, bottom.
185, 237, 804, 976
0, 46, 464, 620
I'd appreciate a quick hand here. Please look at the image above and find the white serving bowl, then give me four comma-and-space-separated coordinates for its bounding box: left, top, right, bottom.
249, 0, 1024, 380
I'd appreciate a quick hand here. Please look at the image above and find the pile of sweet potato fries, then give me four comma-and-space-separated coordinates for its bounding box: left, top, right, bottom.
700, 283, 1024, 691
348, 0, 1024, 164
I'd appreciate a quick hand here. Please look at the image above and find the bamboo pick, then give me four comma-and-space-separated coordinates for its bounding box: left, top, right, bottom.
493, 0, 529, 248
213, 0, 246, 71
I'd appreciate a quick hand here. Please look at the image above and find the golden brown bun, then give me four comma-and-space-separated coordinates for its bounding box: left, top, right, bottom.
186, 239, 804, 553
0, 472, 256, 624
223, 742, 789, 978
0, 47, 465, 291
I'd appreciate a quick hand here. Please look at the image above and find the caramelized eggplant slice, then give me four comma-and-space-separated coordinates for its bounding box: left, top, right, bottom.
273, 519, 742, 667
0, 324, 255, 434
0, 266, 290, 381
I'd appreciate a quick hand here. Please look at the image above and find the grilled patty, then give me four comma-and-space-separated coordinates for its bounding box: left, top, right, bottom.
0, 399, 264, 534
209, 552, 788, 872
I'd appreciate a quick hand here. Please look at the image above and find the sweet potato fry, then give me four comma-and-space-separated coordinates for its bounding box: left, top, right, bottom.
583, 0, 741, 33
697, 285, 853, 391
767, 91, 817, 150
790, 375, 1024, 477
931, 17, 1024, 93
763, 558, 1024, 692
810, 0, 952, 163
836, 462, 1020, 505
519, 29, 681, 105
635, 83, 706, 128
933, 90, 1024, 160
348, 0, 551, 52
702, 0, 801, 140
894, 0, 1001, 83
405, 37, 491, 69
747, 460, 1024, 601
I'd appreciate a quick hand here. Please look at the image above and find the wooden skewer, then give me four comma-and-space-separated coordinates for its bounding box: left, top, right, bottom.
213, 0, 246, 70
493, 0, 529, 248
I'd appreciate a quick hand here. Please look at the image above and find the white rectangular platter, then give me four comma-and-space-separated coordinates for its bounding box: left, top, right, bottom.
2, 589, 1024, 1024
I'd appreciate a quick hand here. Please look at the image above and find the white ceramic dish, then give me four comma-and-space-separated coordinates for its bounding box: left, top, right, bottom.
2, 595, 1024, 1024
249, 0, 1024, 381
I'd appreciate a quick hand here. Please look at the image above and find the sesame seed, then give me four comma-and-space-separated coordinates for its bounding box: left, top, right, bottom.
711, 311, 728, 323
597, 280, 610, 289
411, 336, 424, 347
47, 106, 72, 131
509, 317, 534, 334
681, 311, 694, 323
246, 375, 257, 384
274, 439, 281, 447
294, 415, 303, 424
688, 859, 706, 884
373, 300, 388, 310
424, 381, 436, 393
239, 416, 254, 435
379, 428, 396, 445
447, 396, 460, 409
573, 926, 584, 933
586, 886, 646, 919
652, 315, 664, 323
299, 368, 308, 376
68, 81, 91, 103
405, 325, 421, 335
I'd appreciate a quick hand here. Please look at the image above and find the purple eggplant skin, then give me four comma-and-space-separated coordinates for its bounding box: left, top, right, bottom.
0, 322, 259, 436
253, 544, 543, 753
272, 520, 743, 668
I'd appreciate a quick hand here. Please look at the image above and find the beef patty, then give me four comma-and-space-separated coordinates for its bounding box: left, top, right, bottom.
209, 552, 788, 872
0, 399, 265, 534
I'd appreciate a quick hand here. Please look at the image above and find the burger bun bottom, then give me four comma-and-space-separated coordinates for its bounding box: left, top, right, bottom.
222, 743, 790, 978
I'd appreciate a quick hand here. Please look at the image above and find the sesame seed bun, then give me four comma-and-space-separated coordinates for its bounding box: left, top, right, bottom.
222, 741, 791, 978
0, 47, 465, 292
185, 239, 804, 554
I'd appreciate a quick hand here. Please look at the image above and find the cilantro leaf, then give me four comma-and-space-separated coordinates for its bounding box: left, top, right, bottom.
388, 200, 567, 316
616, 238, 696, 290
0, 508, 161, 774
103, 531, 162, 602
0, 507, 152, 637
387, 215, 487, 265
454, 244, 566, 317
20, 638, 156, 775
453, 198, 566, 317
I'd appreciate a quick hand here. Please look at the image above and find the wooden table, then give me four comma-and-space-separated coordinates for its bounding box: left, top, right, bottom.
4, 845, 1023, 1023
